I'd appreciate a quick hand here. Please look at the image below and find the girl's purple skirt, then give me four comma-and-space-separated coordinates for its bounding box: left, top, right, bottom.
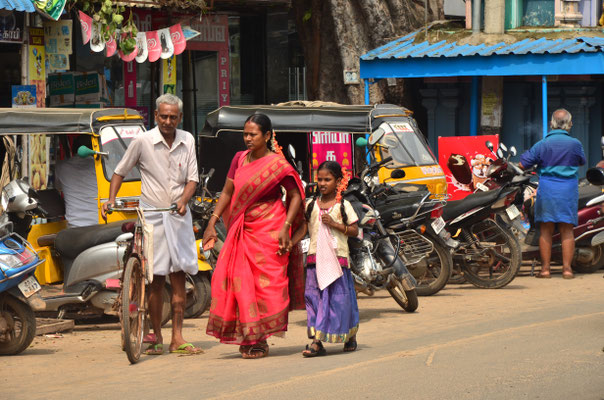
305, 264, 359, 343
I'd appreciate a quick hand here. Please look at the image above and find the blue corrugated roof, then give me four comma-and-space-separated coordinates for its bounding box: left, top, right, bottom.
361, 30, 604, 60
0, 0, 35, 12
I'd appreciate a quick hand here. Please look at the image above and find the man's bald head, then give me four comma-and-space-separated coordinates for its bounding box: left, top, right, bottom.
551, 108, 572, 131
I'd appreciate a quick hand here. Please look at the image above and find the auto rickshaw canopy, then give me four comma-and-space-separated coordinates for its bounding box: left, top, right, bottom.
0, 108, 144, 135
201, 102, 414, 136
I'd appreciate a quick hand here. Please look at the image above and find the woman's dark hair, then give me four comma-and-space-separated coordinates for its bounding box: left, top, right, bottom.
245, 113, 274, 151
305, 161, 348, 225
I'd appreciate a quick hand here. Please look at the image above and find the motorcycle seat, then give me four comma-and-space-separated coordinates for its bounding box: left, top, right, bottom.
578, 185, 603, 209
443, 188, 503, 221
54, 220, 135, 260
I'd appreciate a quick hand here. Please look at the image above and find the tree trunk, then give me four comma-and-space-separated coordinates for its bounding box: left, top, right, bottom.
292, 0, 444, 104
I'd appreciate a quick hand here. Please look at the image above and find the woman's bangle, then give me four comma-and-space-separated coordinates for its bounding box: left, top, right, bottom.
284, 220, 292, 227
344, 225, 348, 235
211, 213, 220, 220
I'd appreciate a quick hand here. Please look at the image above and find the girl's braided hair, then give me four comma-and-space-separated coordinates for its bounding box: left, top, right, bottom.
305, 161, 350, 224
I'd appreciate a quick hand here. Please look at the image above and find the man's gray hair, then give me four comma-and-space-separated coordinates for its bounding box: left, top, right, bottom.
156, 93, 183, 112
550, 108, 572, 131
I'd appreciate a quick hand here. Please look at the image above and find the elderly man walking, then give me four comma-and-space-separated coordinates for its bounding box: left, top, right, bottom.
519, 108, 586, 279
102, 94, 202, 355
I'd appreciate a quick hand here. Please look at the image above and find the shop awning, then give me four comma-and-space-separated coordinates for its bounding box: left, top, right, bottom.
360, 28, 604, 79
0, 0, 35, 12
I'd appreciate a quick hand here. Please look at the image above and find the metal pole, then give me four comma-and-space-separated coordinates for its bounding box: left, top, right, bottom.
542, 75, 548, 137
470, 76, 479, 136
472, 0, 481, 34
364, 79, 370, 105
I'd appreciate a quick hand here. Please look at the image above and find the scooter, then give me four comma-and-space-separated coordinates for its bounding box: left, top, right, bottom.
0, 212, 44, 355
2, 178, 173, 323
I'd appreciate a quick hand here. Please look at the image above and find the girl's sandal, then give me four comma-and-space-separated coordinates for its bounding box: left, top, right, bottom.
343, 339, 357, 352
302, 341, 326, 358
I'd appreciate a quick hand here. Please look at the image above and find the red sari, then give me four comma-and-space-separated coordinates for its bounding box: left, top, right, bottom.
206, 151, 305, 345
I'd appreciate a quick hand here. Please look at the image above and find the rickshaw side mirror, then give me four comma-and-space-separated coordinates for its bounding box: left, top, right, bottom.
586, 167, 604, 186
391, 169, 406, 179
368, 128, 385, 145
287, 144, 296, 160
355, 137, 368, 147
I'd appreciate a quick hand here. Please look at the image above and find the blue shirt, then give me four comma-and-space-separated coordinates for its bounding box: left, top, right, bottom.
519, 129, 586, 179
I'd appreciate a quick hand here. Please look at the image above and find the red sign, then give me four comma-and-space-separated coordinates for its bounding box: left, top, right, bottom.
310, 132, 353, 180
438, 135, 499, 201
123, 61, 137, 107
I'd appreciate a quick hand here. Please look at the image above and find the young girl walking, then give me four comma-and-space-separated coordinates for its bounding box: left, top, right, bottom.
297, 161, 360, 357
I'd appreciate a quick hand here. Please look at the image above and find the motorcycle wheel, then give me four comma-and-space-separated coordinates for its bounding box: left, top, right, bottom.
410, 239, 452, 296
387, 276, 419, 312
460, 218, 521, 289
0, 294, 36, 355
572, 244, 604, 274
184, 273, 212, 318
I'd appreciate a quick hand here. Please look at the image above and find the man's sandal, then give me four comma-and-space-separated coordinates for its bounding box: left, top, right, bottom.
169, 343, 204, 355
343, 339, 357, 352
302, 341, 326, 358
144, 343, 164, 355
242, 343, 269, 359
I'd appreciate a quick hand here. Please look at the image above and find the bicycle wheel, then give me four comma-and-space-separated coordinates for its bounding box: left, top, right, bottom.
121, 256, 146, 364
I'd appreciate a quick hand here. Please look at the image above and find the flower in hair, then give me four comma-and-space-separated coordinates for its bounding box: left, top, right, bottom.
336, 167, 351, 202
271, 131, 284, 157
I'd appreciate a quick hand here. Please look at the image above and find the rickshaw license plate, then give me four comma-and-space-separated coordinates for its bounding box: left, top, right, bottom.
18, 276, 41, 298
431, 217, 445, 235
506, 205, 521, 220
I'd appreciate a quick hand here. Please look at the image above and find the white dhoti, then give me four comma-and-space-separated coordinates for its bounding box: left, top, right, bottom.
142, 203, 198, 276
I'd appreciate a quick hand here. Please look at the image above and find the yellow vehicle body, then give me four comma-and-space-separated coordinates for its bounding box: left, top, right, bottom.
0, 108, 145, 284
195, 239, 214, 272
377, 165, 447, 198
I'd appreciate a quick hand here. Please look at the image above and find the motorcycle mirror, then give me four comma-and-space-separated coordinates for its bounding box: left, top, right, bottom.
497, 148, 504, 159
391, 169, 406, 179
485, 141, 494, 152
287, 144, 296, 160
586, 167, 604, 186
499, 143, 508, 152
77, 146, 108, 159
355, 137, 368, 147
510, 146, 517, 156
368, 128, 385, 145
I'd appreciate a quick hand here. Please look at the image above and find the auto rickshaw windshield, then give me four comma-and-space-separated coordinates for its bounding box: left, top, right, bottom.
377, 121, 437, 167
98, 124, 144, 181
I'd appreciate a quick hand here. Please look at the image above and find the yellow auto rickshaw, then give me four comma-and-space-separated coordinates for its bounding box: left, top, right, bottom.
197, 102, 446, 197
0, 107, 212, 319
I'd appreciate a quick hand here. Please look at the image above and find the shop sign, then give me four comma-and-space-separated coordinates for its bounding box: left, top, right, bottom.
310, 132, 353, 180
0, 12, 24, 43
438, 135, 499, 201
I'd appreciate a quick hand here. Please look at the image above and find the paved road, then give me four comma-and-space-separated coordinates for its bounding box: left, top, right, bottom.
3, 270, 604, 400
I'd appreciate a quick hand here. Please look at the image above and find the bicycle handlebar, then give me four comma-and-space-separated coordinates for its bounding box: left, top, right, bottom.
107, 203, 178, 214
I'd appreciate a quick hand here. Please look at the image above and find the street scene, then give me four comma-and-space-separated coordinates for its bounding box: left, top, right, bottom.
1, 0, 604, 399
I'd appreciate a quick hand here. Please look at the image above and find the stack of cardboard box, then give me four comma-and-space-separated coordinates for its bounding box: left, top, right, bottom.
48, 72, 110, 108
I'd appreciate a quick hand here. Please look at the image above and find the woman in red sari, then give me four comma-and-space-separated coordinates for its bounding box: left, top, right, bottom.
203, 113, 305, 359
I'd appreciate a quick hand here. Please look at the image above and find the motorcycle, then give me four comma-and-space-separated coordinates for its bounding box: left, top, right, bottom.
356, 134, 454, 296
2, 178, 173, 324
442, 149, 522, 289
0, 212, 44, 355
343, 156, 419, 312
